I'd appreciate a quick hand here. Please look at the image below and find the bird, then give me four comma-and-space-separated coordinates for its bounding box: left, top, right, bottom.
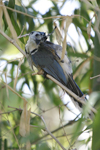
25, 30, 87, 113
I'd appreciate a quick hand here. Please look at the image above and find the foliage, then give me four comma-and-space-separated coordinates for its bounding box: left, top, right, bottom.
0, 0, 100, 150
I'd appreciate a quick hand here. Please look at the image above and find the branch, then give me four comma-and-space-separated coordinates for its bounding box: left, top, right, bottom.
0, 79, 27, 103
8, 106, 66, 150
46, 74, 97, 114
0, 109, 17, 115
32, 71, 96, 115
90, 74, 100, 79
0, 4, 95, 24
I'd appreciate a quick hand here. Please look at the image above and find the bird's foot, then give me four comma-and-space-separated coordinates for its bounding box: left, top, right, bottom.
37, 69, 44, 75
81, 94, 87, 101
32, 69, 44, 76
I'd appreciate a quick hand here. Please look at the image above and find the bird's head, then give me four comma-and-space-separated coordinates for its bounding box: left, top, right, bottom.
29, 31, 47, 45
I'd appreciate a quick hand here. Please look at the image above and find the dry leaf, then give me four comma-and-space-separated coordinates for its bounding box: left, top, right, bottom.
61, 19, 65, 30
3, 3, 19, 44
26, 141, 31, 150
61, 16, 72, 60
54, 22, 63, 45
19, 102, 31, 149
19, 101, 31, 137
26, 108, 31, 134
65, 16, 72, 33
61, 34, 67, 60
87, 20, 91, 39
19, 101, 27, 137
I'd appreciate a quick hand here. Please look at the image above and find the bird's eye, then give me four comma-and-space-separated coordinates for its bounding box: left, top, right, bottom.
41, 32, 45, 36
30, 31, 34, 34
35, 34, 39, 37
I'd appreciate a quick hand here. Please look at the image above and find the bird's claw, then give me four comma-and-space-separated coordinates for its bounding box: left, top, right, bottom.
37, 69, 44, 75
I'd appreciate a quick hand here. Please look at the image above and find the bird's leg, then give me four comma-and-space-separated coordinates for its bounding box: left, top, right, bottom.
32, 69, 44, 76
37, 69, 49, 79
80, 94, 87, 101
37, 69, 44, 75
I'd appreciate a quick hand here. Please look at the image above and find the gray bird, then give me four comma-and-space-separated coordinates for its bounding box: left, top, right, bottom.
25, 31, 86, 112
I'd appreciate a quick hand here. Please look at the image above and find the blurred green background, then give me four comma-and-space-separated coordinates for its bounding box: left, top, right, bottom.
0, 0, 100, 149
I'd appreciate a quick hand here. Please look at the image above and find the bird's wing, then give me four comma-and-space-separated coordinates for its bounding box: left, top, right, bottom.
31, 44, 67, 86
67, 74, 83, 97
44, 42, 83, 97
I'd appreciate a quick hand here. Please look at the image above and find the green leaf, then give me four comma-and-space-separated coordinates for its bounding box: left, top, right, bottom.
92, 108, 100, 150
71, 117, 85, 144
36, 142, 51, 150
8, 0, 15, 8
97, 0, 100, 6
11, 14, 24, 43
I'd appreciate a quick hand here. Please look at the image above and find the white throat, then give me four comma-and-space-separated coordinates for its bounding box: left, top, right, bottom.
25, 37, 38, 53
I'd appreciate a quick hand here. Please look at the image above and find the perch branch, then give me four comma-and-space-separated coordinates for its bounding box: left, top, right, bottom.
46, 74, 97, 114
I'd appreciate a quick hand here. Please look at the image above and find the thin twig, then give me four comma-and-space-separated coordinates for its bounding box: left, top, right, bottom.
17, 33, 29, 39
8, 106, 66, 150
41, 116, 66, 150
0, 109, 17, 115
0, 30, 26, 56
0, 4, 93, 24
73, 57, 92, 79
0, 79, 27, 103
32, 114, 80, 145
90, 74, 100, 79
59, 117, 71, 147
18, 25, 25, 38
7, 105, 79, 146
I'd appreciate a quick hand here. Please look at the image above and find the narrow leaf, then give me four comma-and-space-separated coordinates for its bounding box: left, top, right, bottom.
0, 1, 3, 30
54, 22, 62, 45
65, 16, 72, 33
3, 3, 19, 44
61, 16, 72, 60
19, 101, 27, 137
87, 20, 91, 39
61, 34, 67, 60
